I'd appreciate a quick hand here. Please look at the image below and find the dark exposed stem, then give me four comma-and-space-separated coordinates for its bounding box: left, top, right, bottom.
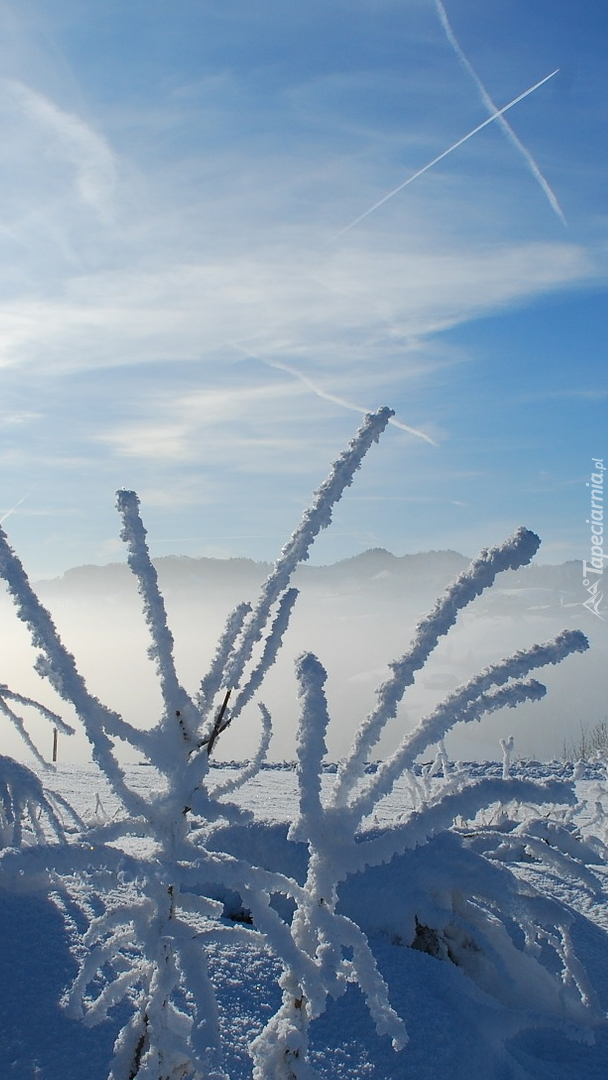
206, 689, 232, 757
129, 1014, 149, 1080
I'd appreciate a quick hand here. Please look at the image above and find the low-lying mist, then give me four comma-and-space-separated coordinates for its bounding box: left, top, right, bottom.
0, 549, 604, 766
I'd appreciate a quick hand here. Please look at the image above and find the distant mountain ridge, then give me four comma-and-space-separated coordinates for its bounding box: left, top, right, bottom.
2, 547, 601, 766
35, 548, 585, 615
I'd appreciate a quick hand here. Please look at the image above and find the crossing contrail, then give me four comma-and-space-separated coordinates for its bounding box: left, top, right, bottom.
234, 346, 438, 445
332, 68, 559, 241
434, 0, 566, 225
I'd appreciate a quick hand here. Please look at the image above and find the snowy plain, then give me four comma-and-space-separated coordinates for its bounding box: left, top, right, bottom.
0, 761, 607, 1080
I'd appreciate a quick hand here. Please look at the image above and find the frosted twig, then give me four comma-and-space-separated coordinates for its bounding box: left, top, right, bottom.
500, 736, 515, 780
221, 408, 394, 694
354, 680, 545, 824
0, 755, 68, 846
334, 912, 407, 1049
192, 587, 296, 784
0, 523, 150, 816
117, 490, 199, 744
333, 526, 541, 804
186, 409, 394, 784
198, 601, 251, 720
422, 630, 587, 736
351, 630, 588, 823
0, 683, 73, 768
345, 777, 576, 875
0, 685, 73, 734
211, 702, 273, 797
0, 697, 52, 768
290, 652, 331, 845
229, 588, 299, 725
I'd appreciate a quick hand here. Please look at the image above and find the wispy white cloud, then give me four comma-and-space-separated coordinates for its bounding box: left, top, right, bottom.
1, 78, 117, 217
97, 379, 314, 468
137, 477, 219, 509
0, 410, 40, 427
0, 240, 592, 376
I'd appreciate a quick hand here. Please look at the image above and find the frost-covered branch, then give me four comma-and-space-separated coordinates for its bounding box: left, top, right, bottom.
221, 408, 394, 696
211, 702, 273, 797
289, 652, 331, 847
228, 588, 299, 728
500, 735, 515, 779
198, 589, 298, 773
351, 630, 589, 823
492, 831, 603, 895
0, 684, 73, 768
186, 409, 393, 775
345, 777, 577, 875
249, 651, 406, 1077
0, 756, 69, 847
0, 523, 150, 816
117, 489, 200, 747
0, 684, 73, 735
333, 526, 541, 805
198, 601, 251, 719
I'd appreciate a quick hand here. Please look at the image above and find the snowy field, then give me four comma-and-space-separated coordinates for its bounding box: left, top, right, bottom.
1, 761, 608, 1080
36, 759, 606, 828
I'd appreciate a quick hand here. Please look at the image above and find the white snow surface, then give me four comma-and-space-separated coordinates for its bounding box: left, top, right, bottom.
1, 760, 607, 1080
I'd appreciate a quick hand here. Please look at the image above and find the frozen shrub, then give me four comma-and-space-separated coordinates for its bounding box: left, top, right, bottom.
0, 407, 600, 1080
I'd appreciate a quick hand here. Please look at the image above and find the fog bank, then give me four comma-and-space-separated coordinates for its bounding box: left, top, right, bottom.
0, 549, 605, 766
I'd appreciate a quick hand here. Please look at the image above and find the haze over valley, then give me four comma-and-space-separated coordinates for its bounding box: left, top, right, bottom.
1, 547, 603, 766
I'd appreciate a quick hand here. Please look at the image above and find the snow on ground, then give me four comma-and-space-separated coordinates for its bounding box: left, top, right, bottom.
38, 759, 603, 826
2, 761, 608, 1080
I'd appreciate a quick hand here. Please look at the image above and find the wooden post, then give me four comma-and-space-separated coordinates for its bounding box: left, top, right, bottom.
52, 727, 58, 763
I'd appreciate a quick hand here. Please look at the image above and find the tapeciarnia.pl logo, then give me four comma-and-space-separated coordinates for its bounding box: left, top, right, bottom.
582, 458, 605, 619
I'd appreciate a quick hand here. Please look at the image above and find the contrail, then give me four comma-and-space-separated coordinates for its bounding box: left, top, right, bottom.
332, 68, 559, 240
433, 0, 566, 225
0, 488, 34, 525
234, 346, 438, 446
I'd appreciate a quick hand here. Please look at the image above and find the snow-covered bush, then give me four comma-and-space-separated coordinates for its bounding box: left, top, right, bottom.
0, 407, 601, 1080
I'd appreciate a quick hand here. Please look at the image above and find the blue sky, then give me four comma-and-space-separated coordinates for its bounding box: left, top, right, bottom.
0, 0, 606, 579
